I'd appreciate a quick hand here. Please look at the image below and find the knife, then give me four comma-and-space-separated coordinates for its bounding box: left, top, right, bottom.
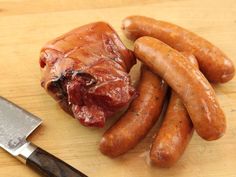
0, 96, 88, 177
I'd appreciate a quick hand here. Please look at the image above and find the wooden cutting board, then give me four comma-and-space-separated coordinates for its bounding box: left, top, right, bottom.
0, 0, 236, 176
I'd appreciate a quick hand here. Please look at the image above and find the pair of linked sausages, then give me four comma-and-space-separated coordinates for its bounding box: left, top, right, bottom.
100, 16, 235, 167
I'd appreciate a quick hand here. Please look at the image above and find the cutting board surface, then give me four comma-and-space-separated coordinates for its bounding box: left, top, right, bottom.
0, 0, 236, 176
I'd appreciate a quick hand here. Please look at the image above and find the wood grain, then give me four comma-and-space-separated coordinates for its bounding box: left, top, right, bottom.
0, 0, 235, 177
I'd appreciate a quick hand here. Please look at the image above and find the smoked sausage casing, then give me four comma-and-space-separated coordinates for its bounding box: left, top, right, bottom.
100, 66, 167, 157
122, 16, 235, 83
134, 36, 226, 141
150, 91, 194, 167
150, 53, 198, 167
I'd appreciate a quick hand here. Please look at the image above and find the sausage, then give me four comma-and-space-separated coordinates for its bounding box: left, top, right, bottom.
134, 36, 226, 141
150, 91, 193, 167
99, 66, 167, 157
181, 52, 199, 68
150, 53, 198, 167
122, 15, 235, 83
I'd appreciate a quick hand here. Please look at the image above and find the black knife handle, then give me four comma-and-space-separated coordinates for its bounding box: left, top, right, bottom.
26, 147, 88, 177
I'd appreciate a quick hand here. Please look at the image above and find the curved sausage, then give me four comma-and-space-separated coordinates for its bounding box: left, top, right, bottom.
134, 36, 226, 141
122, 15, 235, 83
150, 53, 198, 167
150, 91, 193, 167
99, 66, 167, 157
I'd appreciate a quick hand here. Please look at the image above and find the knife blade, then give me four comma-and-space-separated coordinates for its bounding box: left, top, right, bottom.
0, 96, 88, 177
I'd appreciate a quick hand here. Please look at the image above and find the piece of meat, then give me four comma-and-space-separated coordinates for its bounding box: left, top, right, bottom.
40, 22, 136, 127
99, 65, 167, 157
134, 36, 226, 141
122, 15, 235, 83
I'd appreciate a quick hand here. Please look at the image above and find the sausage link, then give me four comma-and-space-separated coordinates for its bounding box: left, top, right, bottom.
134, 36, 226, 141
150, 91, 193, 167
122, 16, 235, 83
99, 66, 167, 157
150, 53, 198, 167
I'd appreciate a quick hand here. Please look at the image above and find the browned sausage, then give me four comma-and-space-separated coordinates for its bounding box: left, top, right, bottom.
181, 52, 199, 68
134, 36, 226, 141
99, 66, 167, 157
150, 53, 198, 167
122, 16, 235, 83
150, 91, 193, 167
